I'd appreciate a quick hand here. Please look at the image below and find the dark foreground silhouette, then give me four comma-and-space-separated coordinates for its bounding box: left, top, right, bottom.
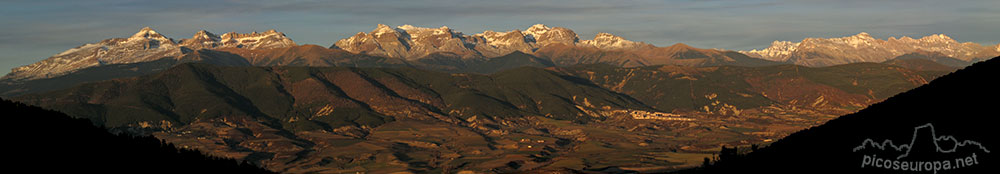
2, 98, 274, 173
681, 56, 1000, 174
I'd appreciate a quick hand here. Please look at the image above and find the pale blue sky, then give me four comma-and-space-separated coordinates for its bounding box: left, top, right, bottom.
2, 0, 998, 76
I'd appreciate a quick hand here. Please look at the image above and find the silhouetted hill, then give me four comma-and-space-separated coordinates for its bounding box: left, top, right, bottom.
682, 56, 999, 173
2, 98, 274, 173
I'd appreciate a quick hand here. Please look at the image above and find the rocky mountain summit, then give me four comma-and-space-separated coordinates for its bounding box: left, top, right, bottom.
331, 24, 652, 60
740, 32, 999, 67
332, 24, 777, 67
177, 29, 296, 50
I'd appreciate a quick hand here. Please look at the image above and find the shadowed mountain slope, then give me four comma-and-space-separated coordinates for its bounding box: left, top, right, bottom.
553, 62, 945, 115
683, 56, 999, 173
2, 98, 275, 173
13, 63, 651, 129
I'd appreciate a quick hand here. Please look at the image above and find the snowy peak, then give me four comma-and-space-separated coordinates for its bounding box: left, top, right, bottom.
127, 27, 175, 45
192, 30, 220, 41
397, 24, 457, 39
335, 24, 534, 59
530, 26, 579, 47
853, 32, 873, 39
524, 24, 551, 38
371, 24, 401, 37
178, 29, 295, 50
397, 24, 450, 32
219, 30, 281, 40
580, 32, 650, 50
930, 33, 951, 40
217, 29, 296, 49
591, 33, 627, 42
743, 41, 800, 62
130, 27, 167, 39
917, 34, 956, 43
479, 29, 530, 47
591, 33, 615, 40
120, 27, 178, 50
178, 30, 222, 50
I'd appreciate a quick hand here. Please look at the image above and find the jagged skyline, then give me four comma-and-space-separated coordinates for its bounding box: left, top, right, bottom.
2, 0, 998, 76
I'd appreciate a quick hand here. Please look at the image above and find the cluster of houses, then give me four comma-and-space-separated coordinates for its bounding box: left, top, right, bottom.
605, 110, 695, 121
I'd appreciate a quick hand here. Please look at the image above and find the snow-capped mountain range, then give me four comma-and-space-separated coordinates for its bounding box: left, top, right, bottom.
331, 24, 652, 60
739, 32, 1000, 67
3, 27, 296, 81
4, 27, 185, 81
4, 24, 997, 82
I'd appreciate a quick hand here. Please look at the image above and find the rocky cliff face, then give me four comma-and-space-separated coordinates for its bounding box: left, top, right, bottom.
3, 27, 296, 81
740, 32, 1000, 67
